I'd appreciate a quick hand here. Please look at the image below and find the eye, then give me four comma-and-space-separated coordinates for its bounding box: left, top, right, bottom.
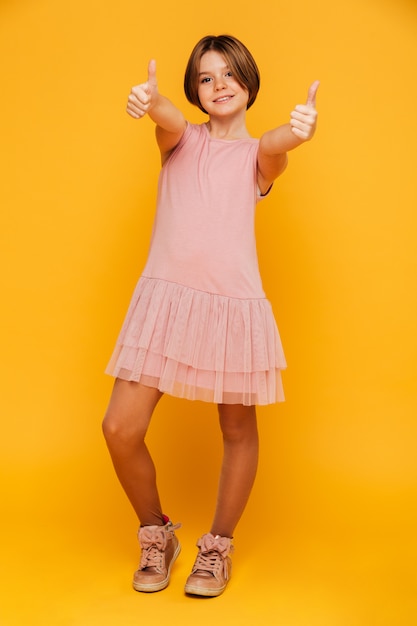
225, 71, 233, 77
201, 76, 212, 84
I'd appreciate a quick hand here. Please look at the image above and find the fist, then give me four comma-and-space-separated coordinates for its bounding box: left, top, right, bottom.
290, 80, 319, 140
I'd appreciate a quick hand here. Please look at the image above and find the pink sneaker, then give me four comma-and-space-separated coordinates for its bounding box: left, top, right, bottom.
184, 533, 233, 597
133, 519, 181, 592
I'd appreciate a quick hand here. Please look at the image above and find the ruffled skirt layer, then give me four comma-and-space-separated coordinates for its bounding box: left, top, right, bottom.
105, 277, 286, 405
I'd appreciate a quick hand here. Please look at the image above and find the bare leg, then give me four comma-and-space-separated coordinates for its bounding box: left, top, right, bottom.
102, 379, 164, 526
210, 404, 259, 538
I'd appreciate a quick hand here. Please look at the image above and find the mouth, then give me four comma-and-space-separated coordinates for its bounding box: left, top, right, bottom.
213, 95, 233, 103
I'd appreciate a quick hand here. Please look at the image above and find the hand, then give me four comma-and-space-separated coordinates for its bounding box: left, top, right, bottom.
290, 80, 319, 140
126, 59, 159, 119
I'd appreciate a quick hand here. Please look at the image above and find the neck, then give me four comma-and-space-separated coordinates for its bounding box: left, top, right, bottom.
206, 113, 251, 140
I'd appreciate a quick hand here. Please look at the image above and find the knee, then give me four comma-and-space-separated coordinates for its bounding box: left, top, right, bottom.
102, 410, 146, 449
101, 410, 123, 446
218, 405, 258, 443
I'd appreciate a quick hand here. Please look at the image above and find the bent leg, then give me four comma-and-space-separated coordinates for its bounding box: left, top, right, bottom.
210, 404, 259, 538
102, 379, 164, 526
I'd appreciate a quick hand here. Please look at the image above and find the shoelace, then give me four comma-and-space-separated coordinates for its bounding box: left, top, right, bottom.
192, 534, 233, 579
140, 544, 164, 571
193, 549, 227, 577
139, 522, 181, 571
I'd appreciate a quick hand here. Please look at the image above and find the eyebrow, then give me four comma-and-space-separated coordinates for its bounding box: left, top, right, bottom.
198, 65, 230, 76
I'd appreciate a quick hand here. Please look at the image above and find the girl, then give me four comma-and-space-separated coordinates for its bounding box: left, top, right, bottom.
103, 34, 318, 597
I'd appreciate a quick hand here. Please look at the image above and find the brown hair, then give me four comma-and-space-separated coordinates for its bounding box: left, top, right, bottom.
184, 35, 260, 114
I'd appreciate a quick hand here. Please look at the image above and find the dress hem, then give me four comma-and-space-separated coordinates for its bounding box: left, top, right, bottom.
105, 368, 285, 406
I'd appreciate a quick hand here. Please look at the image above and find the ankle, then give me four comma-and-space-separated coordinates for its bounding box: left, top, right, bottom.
210, 529, 233, 539
140, 513, 170, 527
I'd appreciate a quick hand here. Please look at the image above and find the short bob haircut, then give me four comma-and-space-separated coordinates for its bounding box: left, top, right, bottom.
184, 35, 260, 114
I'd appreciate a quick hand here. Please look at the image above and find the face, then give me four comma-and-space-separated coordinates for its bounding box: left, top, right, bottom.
197, 50, 249, 116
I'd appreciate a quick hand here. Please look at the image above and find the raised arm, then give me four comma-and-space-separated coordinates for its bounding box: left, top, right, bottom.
126, 60, 187, 162
257, 81, 319, 194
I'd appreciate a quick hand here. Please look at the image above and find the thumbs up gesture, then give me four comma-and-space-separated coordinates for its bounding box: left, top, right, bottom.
290, 80, 319, 140
127, 60, 159, 119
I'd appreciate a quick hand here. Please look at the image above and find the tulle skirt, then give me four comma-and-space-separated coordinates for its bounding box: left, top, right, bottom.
105, 277, 286, 405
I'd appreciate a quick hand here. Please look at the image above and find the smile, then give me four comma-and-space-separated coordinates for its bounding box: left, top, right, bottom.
213, 96, 233, 103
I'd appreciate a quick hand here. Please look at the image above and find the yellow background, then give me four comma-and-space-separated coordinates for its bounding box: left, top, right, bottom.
1, 0, 416, 624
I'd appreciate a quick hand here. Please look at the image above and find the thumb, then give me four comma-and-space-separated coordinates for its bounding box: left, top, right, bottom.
147, 59, 157, 88
306, 80, 320, 107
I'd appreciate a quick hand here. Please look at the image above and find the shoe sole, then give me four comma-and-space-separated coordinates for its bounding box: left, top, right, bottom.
133, 542, 181, 593
184, 579, 230, 598
184, 581, 227, 597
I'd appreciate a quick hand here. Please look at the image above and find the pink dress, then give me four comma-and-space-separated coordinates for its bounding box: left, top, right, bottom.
105, 123, 286, 405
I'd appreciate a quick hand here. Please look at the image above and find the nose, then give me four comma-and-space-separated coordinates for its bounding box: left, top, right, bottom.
214, 76, 226, 90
